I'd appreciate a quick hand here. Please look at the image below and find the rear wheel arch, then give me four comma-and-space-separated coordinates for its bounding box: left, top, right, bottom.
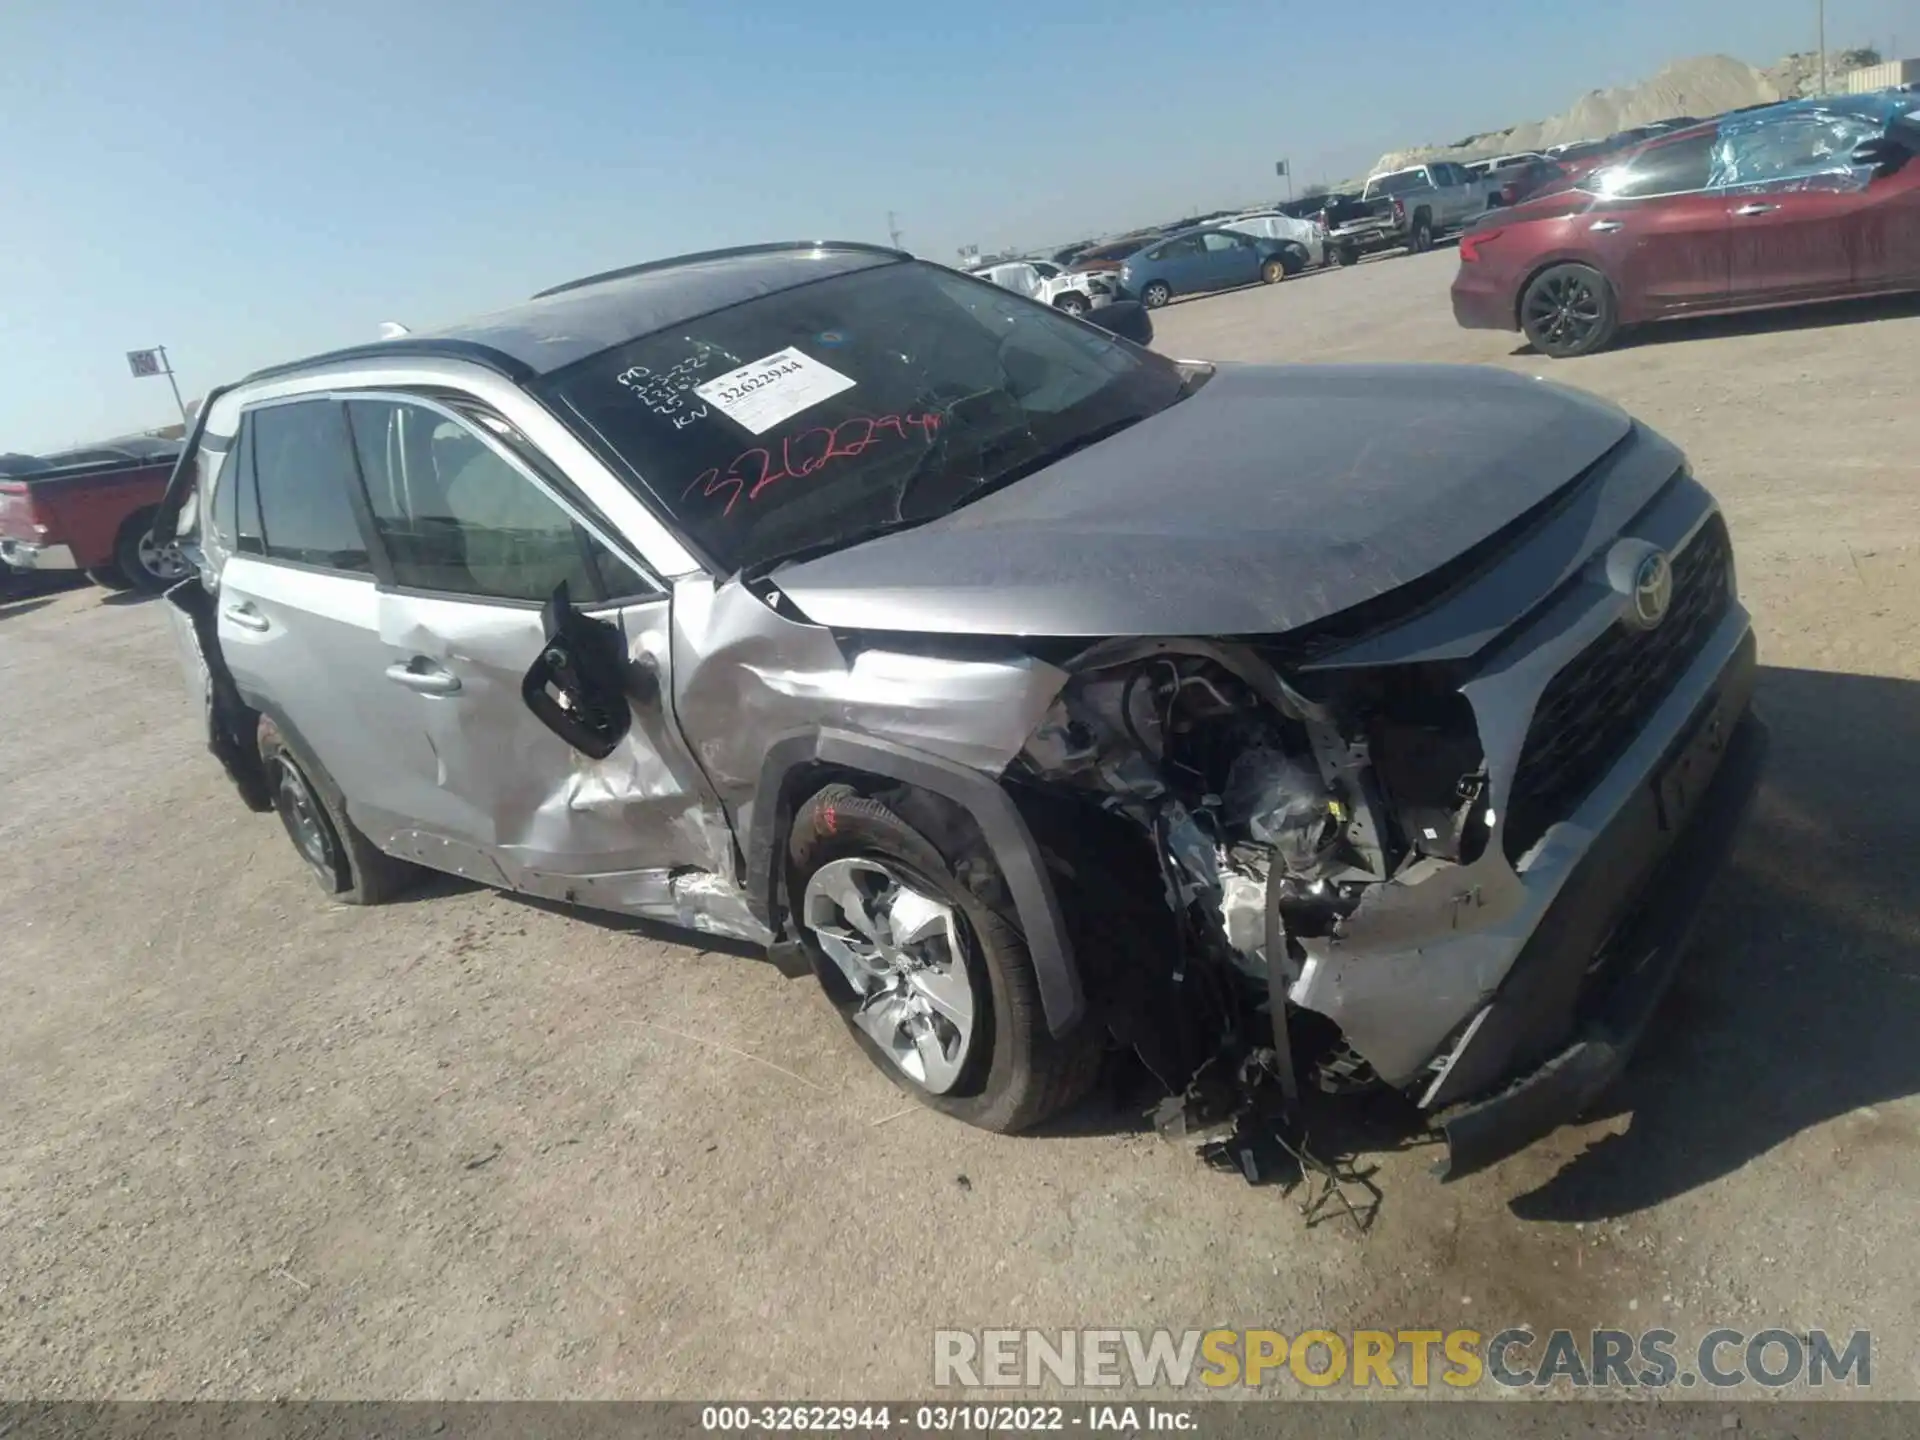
746, 729, 1088, 1036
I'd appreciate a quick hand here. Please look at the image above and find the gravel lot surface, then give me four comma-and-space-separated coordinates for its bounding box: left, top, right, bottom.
3, 251, 1916, 1399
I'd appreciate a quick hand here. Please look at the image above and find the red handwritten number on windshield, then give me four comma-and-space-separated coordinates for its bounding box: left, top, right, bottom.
683, 412, 942, 516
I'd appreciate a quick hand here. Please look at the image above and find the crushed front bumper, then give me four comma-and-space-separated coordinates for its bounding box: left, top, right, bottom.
0, 537, 77, 571
1431, 633, 1765, 1179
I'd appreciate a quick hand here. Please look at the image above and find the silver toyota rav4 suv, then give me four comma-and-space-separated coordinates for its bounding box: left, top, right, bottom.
156, 242, 1765, 1177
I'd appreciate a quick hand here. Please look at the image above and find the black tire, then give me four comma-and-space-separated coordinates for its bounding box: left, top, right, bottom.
259, 719, 420, 905
85, 563, 137, 592
788, 786, 1102, 1133
1519, 262, 1621, 358
1410, 212, 1435, 253
1140, 280, 1172, 309
1332, 244, 1357, 267
113, 507, 189, 594
1260, 256, 1288, 285
1052, 292, 1090, 317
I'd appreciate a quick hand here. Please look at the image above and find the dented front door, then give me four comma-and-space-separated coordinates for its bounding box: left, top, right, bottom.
374, 590, 718, 906
341, 394, 725, 909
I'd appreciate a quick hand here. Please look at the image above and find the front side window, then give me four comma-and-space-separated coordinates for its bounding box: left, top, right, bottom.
248, 400, 370, 573
1710, 113, 1881, 190
539, 258, 1188, 575
344, 398, 650, 603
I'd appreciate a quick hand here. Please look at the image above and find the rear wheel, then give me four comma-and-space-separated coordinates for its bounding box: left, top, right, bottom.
1052, 292, 1090, 317
1410, 213, 1435, 253
1260, 257, 1288, 285
260, 722, 421, 904
1520, 262, 1620, 358
1332, 244, 1357, 267
113, 507, 191, 594
788, 787, 1102, 1133
1140, 280, 1172, 309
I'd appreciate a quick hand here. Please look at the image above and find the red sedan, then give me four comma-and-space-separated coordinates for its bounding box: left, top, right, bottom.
1453, 97, 1920, 357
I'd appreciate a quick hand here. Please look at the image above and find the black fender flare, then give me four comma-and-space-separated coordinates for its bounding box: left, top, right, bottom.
745, 728, 1087, 1036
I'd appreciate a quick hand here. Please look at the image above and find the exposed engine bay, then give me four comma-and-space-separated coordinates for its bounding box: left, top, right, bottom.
1012, 642, 1489, 1119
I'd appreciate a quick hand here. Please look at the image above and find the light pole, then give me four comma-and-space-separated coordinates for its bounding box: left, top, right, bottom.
1818, 0, 1827, 95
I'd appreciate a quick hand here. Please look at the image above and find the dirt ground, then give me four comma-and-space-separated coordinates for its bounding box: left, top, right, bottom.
3, 252, 1917, 1400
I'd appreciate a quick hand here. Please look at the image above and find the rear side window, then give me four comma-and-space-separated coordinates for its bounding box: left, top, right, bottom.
248, 401, 372, 573
208, 433, 241, 549
1600, 133, 1715, 197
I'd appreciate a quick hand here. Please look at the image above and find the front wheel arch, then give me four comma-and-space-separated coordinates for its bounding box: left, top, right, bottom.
746, 730, 1086, 1036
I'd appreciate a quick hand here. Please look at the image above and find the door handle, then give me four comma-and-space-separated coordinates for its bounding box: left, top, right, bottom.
385, 659, 462, 696
223, 602, 270, 633
1589, 220, 1624, 233
1734, 203, 1778, 216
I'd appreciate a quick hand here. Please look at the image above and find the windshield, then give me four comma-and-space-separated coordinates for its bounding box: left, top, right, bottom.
538, 259, 1185, 574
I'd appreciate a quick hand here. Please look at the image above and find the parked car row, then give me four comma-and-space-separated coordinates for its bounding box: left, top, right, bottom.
1453, 92, 1920, 356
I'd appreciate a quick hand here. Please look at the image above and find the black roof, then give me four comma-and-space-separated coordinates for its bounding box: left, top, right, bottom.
240, 242, 911, 388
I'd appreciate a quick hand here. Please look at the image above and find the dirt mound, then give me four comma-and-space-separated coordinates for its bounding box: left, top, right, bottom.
1368, 49, 1880, 176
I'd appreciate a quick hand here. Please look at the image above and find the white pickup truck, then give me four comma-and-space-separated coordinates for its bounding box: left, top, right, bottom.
966, 260, 1119, 316
1323, 162, 1499, 264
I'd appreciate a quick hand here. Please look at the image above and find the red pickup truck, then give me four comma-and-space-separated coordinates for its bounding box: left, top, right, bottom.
0, 443, 189, 595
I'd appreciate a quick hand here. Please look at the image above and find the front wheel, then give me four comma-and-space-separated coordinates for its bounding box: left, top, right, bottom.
788, 787, 1101, 1132
1520, 262, 1620, 358
1139, 280, 1171, 309
1052, 292, 1090, 317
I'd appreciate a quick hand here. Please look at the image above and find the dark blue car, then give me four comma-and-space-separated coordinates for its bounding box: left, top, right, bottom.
1118, 227, 1300, 308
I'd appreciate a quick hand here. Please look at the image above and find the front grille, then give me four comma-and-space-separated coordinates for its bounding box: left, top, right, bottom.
1502, 515, 1733, 861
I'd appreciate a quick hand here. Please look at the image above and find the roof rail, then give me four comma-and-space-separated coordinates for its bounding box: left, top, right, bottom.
531, 241, 912, 300
241, 338, 535, 387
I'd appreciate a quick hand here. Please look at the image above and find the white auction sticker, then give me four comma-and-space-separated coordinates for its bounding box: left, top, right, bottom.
693, 347, 856, 435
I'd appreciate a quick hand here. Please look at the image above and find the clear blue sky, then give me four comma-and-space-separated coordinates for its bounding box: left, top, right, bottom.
1, 0, 1905, 451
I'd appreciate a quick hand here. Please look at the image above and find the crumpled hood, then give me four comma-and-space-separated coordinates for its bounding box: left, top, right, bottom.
771, 363, 1632, 638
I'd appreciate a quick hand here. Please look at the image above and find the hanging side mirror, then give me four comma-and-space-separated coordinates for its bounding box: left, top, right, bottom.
1850, 137, 1908, 178
520, 582, 635, 759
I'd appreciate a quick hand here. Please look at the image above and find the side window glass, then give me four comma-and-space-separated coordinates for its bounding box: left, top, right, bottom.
1710, 115, 1881, 190
1600, 133, 1714, 197
344, 398, 652, 604
249, 401, 371, 573
234, 419, 265, 556
209, 431, 241, 548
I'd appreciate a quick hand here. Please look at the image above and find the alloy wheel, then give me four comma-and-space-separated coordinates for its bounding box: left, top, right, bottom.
803, 857, 977, 1094
136, 530, 191, 583
1525, 272, 1603, 350
273, 759, 336, 880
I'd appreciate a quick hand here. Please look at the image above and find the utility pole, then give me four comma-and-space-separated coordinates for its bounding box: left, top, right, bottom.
887, 211, 903, 249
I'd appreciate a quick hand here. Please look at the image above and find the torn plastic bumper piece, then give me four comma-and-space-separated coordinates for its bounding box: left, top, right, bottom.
1433, 669, 1767, 1181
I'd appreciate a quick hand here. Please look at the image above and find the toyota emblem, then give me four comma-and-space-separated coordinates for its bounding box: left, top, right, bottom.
1629, 550, 1673, 630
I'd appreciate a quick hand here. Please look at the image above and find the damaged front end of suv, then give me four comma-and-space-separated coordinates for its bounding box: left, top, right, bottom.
760, 360, 1758, 1182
